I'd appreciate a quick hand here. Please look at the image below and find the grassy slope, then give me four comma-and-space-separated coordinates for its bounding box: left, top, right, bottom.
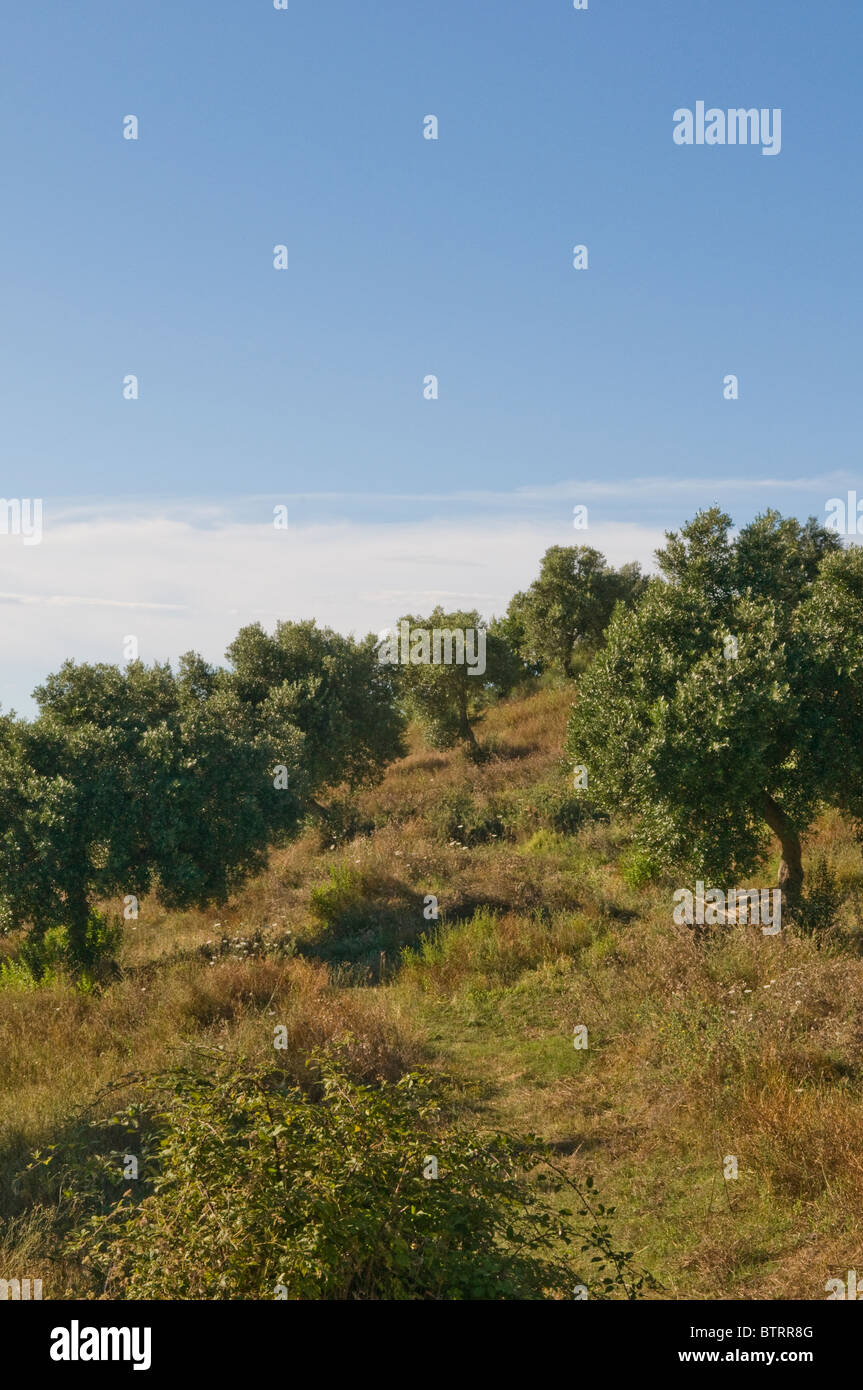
2, 684, 863, 1298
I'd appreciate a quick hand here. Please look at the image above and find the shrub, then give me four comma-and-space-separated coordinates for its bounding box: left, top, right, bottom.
428, 788, 506, 847
508, 782, 605, 839
308, 797, 374, 851
307, 865, 423, 968
619, 846, 662, 890
309, 865, 369, 929
14, 912, 122, 987
0, 956, 47, 991
52, 1054, 656, 1300
794, 855, 843, 936
522, 829, 563, 856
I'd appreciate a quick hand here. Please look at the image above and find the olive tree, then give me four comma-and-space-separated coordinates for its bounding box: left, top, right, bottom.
507, 546, 645, 678
223, 619, 406, 797
0, 656, 306, 967
0, 618, 409, 970
390, 608, 520, 754
565, 510, 848, 908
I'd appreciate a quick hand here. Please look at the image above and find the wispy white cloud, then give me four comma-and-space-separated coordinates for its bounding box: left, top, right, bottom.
42, 472, 854, 525
0, 592, 185, 610
0, 510, 666, 715
2, 474, 846, 716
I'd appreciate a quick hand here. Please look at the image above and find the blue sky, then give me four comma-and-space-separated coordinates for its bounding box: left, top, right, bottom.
0, 0, 860, 711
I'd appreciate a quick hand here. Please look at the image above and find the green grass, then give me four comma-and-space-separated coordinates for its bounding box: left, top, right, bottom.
2, 685, 863, 1299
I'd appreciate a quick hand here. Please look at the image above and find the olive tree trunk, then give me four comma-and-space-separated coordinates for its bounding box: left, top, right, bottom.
457, 684, 480, 757
761, 792, 803, 911
64, 888, 92, 968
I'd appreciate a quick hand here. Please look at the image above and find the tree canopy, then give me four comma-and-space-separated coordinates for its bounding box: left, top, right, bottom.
506, 545, 645, 678
565, 509, 851, 906
224, 619, 406, 795
0, 622, 405, 967
0, 657, 306, 965
391, 608, 520, 754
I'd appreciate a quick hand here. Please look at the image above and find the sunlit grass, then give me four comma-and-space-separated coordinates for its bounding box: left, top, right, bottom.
2, 685, 862, 1299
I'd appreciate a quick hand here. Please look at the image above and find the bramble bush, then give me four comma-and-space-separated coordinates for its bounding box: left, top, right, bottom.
47, 1053, 656, 1300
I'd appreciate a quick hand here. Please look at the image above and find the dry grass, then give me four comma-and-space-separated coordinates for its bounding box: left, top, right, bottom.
2, 683, 863, 1299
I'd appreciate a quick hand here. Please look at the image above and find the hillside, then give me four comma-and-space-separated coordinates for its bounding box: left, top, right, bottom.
2, 684, 862, 1299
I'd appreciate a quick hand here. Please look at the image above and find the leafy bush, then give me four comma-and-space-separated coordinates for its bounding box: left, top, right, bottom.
428, 788, 506, 847
0, 955, 49, 991
309, 865, 369, 928
619, 846, 662, 890
513, 783, 601, 837
794, 855, 843, 936
308, 796, 374, 851
522, 829, 563, 856
51, 1054, 656, 1300
307, 865, 421, 966
427, 783, 602, 849
14, 912, 122, 987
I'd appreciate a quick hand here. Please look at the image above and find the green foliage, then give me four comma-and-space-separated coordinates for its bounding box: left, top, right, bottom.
619, 846, 662, 889
309, 864, 369, 928
307, 866, 423, 967
522, 828, 562, 855
0, 913, 123, 991
0, 620, 406, 971
20, 912, 122, 979
392, 608, 517, 753
794, 855, 843, 936
507, 546, 646, 678
513, 782, 601, 837
0, 955, 49, 991
428, 788, 506, 847
427, 783, 601, 849
566, 509, 850, 894
308, 796, 374, 851
0, 657, 307, 966
487, 611, 540, 681
49, 1055, 655, 1300
225, 619, 406, 794
797, 545, 863, 825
